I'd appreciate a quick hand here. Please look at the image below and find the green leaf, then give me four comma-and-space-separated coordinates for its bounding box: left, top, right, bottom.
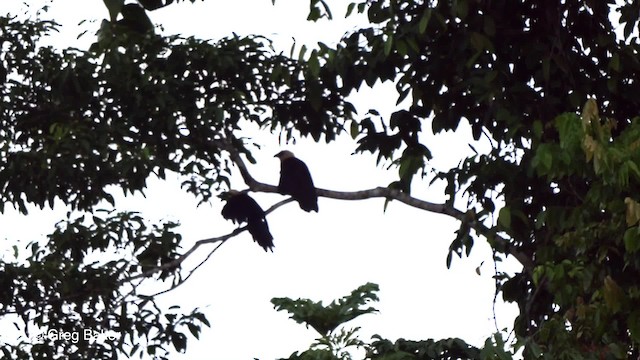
396, 39, 407, 57
627, 161, 640, 180
454, 0, 469, 19
138, 0, 165, 11
346, 2, 356, 17
623, 227, 640, 253
539, 147, 553, 172
609, 52, 620, 72
533, 120, 543, 140
119, 3, 154, 33
418, 8, 432, 34
470, 32, 485, 52
103, 0, 125, 21
384, 35, 393, 56
603, 276, 624, 313
350, 120, 359, 140
624, 197, 640, 226
319, 0, 333, 20
308, 50, 320, 78
298, 44, 308, 61
498, 207, 511, 229
187, 323, 200, 339
307, 6, 321, 21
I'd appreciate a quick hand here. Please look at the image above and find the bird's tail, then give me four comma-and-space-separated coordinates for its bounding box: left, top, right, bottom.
300, 199, 319, 213
247, 218, 275, 252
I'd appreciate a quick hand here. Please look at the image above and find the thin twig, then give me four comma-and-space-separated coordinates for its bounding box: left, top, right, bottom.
146, 239, 227, 297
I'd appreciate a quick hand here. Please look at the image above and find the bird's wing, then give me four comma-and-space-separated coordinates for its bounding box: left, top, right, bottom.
280, 158, 314, 194
221, 193, 259, 224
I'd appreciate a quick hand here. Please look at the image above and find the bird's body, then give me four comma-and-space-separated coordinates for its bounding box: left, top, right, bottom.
275, 150, 318, 212
221, 191, 274, 252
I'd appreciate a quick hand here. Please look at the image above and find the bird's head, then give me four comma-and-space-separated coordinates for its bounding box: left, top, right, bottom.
274, 150, 295, 160
218, 189, 244, 201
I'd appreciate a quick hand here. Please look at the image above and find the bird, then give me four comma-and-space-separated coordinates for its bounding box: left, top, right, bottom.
221, 190, 274, 252
274, 150, 318, 212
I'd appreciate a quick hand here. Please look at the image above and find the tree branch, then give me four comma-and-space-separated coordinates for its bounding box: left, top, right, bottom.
124, 142, 534, 290
226, 144, 535, 275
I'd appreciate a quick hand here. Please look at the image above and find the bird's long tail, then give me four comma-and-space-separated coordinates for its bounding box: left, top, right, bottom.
247, 218, 274, 252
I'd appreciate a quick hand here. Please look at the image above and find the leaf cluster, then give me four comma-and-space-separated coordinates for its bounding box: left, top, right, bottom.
0, 210, 208, 359
272, 283, 379, 337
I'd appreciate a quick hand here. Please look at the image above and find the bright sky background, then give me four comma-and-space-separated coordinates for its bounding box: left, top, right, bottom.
0, 1, 521, 359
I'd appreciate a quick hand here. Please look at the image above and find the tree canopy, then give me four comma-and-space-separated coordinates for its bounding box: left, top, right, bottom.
2, 0, 640, 358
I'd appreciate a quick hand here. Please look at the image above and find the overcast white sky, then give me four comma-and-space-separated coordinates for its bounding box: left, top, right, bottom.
0, 1, 521, 359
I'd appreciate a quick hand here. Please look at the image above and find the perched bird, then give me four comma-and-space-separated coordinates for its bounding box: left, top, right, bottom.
274, 150, 318, 212
221, 190, 274, 252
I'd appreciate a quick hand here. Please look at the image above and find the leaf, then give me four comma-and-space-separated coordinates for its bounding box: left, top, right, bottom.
384, 34, 393, 56
187, 323, 200, 339
171, 332, 187, 352
103, 0, 125, 21
498, 207, 511, 229
396, 39, 407, 57
623, 227, 640, 253
383, 197, 391, 213
298, 44, 308, 61
627, 160, 640, 180
271, 283, 379, 336
534, 146, 553, 174
418, 8, 432, 34
346, 2, 356, 17
533, 120, 543, 140
609, 52, 620, 72
624, 197, 640, 226
138, 0, 165, 11
307, 5, 321, 21
455, 0, 469, 19
119, 3, 154, 33
308, 50, 320, 78
582, 135, 597, 163
319, 0, 333, 20
470, 32, 486, 52
350, 120, 359, 140
603, 276, 624, 313
581, 98, 599, 132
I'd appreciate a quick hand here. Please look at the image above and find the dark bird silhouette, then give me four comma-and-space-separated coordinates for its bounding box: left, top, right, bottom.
275, 150, 318, 212
221, 190, 274, 252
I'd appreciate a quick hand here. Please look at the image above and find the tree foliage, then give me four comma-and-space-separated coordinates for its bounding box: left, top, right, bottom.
2, 0, 640, 358
1, 2, 351, 358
